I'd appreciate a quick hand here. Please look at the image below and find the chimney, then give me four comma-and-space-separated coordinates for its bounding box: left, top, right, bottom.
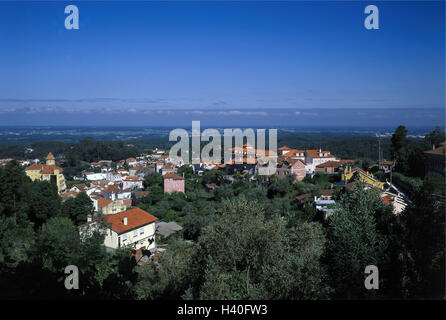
87, 214, 92, 223
123, 216, 128, 225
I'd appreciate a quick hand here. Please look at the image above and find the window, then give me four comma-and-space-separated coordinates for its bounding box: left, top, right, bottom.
140, 227, 144, 235
133, 230, 138, 237
122, 234, 127, 241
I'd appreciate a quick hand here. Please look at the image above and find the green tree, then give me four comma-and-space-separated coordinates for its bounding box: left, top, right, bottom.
143, 172, 162, 189
190, 197, 330, 299
36, 216, 80, 273
424, 126, 446, 148
324, 184, 386, 299
267, 176, 293, 198
0, 160, 31, 225
133, 242, 194, 300
391, 125, 408, 158
26, 181, 62, 229
0, 217, 36, 268
397, 179, 445, 298
177, 165, 194, 179
62, 192, 94, 226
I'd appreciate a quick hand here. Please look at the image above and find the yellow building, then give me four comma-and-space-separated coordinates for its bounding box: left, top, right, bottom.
25, 152, 67, 194
341, 166, 385, 190
97, 198, 128, 215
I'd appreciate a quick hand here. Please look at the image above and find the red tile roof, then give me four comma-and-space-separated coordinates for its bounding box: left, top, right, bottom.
296, 193, 312, 201
283, 149, 305, 157
46, 152, 55, 160
72, 183, 88, 192
105, 207, 158, 234
62, 191, 78, 199
105, 185, 120, 193
97, 198, 113, 208
424, 142, 446, 156
381, 194, 393, 205
306, 150, 335, 158
277, 157, 304, 167
26, 164, 63, 174
123, 176, 142, 181
123, 199, 132, 207
316, 161, 341, 168
163, 173, 184, 180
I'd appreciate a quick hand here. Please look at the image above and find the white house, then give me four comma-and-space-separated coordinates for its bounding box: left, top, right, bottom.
103, 207, 158, 251
122, 176, 143, 190
304, 149, 338, 173
84, 172, 108, 181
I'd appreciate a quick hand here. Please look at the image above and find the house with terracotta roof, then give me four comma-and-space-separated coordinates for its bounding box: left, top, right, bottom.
160, 164, 177, 176
103, 184, 120, 200
25, 152, 66, 194
117, 189, 133, 200
116, 160, 126, 169
424, 141, 446, 175
122, 176, 143, 190
282, 149, 305, 161
304, 149, 338, 173
96, 198, 127, 215
315, 160, 341, 173
70, 183, 88, 193
163, 173, 185, 193
89, 162, 102, 168
380, 192, 407, 214
340, 159, 355, 165
126, 157, 137, 166
106, 171, 122, 182
103, 207, 158, 251
133, 191, 150, 204
277, 146, 291, 156
275, 157, 306, 181
61, 191, 79, 202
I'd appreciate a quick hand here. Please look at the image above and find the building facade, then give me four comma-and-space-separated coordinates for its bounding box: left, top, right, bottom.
103, 207, 158, 251
424, 141, 446, 175
25, 152, 66, 194
163, 173, 185, 193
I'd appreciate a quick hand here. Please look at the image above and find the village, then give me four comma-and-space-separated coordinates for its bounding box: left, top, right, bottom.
2, 138, 442, 266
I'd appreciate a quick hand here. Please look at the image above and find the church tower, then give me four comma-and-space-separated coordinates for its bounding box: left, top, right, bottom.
46, 152, 55, 165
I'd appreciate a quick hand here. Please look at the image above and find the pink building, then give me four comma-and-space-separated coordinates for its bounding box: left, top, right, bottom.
276, 158, 306, 182
163, 173, 185, 193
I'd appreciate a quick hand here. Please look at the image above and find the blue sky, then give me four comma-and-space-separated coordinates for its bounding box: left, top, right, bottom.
0, 1, 444, 127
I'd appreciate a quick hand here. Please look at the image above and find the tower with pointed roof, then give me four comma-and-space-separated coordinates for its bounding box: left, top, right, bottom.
25, 152, 66, 194
46, 152, 55, 165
